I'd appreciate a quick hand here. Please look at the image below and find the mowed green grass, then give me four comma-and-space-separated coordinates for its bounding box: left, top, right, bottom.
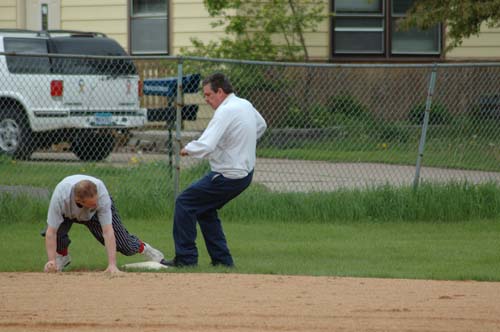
2, 217, 499, 281
1, 157, 500, 280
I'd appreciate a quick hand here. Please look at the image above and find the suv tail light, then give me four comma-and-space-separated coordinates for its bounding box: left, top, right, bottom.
51, 80, 63, 97
138, 80, 143, 97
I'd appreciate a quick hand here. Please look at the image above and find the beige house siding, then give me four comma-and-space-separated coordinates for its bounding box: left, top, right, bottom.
171, 0, 229, 55
59, 0, 227, 55
448, 25, 500, 60
60, 0, 127, 47
0, 0, 18, 28
309, 0, 330, 60
173, 0, 330, 59
1, 1, 500, 61
305, 8, 330, 61
266, 1, 330, 61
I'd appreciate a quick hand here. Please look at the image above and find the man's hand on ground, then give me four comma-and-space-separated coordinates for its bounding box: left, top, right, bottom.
44, 260, 57, 273
104, 264, 123, 274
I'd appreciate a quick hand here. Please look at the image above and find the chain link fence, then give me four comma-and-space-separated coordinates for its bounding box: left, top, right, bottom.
2, 52, 500, 198
180, 58, 500, 192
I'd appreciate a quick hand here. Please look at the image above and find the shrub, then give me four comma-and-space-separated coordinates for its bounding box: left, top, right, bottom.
376, 122, 411, 143
278, 95, 374, 131
328, 95, 374, 126
408, 102, 451, 125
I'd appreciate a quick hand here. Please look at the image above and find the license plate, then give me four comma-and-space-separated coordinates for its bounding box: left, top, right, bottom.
94, 112, 113, 126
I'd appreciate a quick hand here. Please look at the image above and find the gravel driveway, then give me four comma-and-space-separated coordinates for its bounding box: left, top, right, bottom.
253, 158, 500, 192
3, 153, 500, 196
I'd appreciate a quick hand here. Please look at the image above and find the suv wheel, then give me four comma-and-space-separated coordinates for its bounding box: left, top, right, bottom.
0, 107, 35, 159
71, 129, 115, 161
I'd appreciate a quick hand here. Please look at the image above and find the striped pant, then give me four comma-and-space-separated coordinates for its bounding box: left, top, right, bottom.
43, 199, 142, 256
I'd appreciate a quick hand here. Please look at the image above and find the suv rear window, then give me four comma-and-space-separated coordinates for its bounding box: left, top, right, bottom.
4, 38, 51, 74
3, 36, 137, 76
49, 37, 137, 76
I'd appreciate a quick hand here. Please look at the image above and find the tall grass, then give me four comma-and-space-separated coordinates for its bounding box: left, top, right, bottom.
223, 181, 500, 223
3, 154, 500, 224
3, 169, 500, 225
0, 193, 47, 223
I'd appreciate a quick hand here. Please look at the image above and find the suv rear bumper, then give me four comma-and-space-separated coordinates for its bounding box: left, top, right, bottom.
31, 108, 147, 131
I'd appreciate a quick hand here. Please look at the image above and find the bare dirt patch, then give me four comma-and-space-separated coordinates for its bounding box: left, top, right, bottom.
1, 273, 499, 332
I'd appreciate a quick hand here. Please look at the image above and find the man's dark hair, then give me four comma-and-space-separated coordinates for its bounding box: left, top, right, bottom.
202, 72, 234, 94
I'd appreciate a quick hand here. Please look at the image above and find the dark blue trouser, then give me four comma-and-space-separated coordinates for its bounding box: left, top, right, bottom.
173, 170, 253, 266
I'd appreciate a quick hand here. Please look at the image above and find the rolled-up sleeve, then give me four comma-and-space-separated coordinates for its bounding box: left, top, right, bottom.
47, 196, 64, 229
96, 193, 112, 225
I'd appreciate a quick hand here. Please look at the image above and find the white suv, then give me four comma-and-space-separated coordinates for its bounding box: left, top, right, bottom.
0, 29, 147, 161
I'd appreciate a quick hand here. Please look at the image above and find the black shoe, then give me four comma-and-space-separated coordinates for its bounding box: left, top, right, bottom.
211, 261, 235, 268
160, 258, 197, 268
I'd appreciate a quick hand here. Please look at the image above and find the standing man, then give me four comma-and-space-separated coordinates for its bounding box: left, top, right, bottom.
43, 174, 165, 273
162, 72, 267, 268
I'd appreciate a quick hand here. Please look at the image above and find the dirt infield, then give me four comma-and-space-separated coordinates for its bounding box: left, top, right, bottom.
1, 273, 499, 332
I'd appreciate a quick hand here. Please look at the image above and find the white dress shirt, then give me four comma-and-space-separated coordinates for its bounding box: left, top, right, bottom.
47, 175, 112, 229
185, 93, 267, 178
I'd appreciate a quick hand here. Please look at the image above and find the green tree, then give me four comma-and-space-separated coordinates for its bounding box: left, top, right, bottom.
180, 0, 326, 61
400, 0, 500, 51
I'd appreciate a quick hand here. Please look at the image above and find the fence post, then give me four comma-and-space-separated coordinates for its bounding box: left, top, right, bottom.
413, 64, 438, 190
173, 58, 184, 199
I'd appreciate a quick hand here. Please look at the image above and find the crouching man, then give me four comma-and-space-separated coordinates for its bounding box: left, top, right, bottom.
42, 174, 164, 273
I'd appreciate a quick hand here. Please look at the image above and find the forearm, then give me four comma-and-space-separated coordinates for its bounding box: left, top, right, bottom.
184, 140, 213, 158
45, 226, 57, 262
102, 225, 117, 267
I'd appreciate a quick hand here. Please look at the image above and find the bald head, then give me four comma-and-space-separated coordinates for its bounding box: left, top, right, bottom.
74, 180, 98, 208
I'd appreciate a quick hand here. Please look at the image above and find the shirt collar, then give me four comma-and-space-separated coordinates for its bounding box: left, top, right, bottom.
220, 93, 235, 107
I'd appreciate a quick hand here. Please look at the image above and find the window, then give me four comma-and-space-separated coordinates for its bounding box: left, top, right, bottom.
130, 0, 168, 54
4, 38, 51, 74
49, 38, 137, 75
331, 0, 441, 59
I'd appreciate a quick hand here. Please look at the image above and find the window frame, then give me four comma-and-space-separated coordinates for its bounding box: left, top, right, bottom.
128, 0, 170, 55
330, 0, 444, 62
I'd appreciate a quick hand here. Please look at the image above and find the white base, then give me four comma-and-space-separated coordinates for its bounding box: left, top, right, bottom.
122, 261, 169, 270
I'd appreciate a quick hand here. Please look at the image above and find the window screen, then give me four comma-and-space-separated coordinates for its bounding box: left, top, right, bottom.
132, 0, 167, 15
130, 0, 168, 54
391, 22, 441, 54
335, 0, 383, 13
332, 0, 441, 58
